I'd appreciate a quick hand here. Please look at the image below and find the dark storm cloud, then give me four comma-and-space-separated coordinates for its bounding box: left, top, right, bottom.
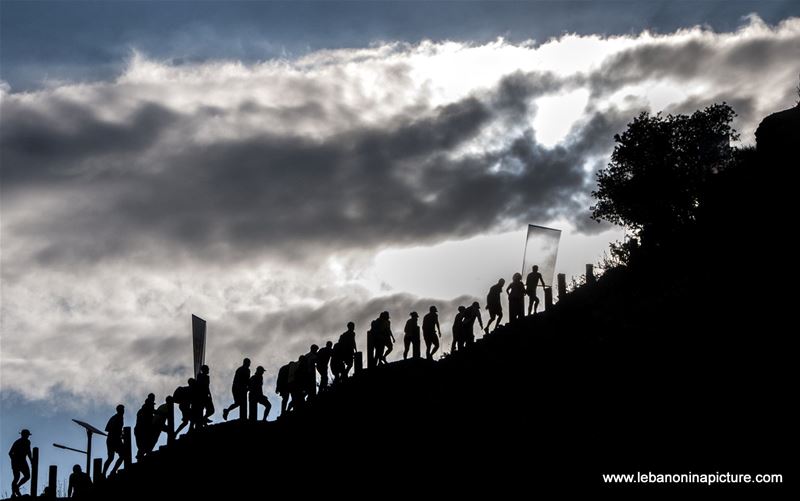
587, 26, 800, 98
1, 70, 609, 267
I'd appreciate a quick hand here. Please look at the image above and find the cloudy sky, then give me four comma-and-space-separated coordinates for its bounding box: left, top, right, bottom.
1, 0, 799, 490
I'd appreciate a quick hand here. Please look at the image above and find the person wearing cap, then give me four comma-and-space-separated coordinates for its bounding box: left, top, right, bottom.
403, 311, 421, 360
9, 428, 33, 497
102, 405, 125, 476
485, 278, 506, 334
223, 358, 251, 421
247, 366, 272, 421
461, 301, 484, 348
422, 306, 441, 360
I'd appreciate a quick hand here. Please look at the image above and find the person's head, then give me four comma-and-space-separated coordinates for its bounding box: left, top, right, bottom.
146, 393, 155, 403
188, 377, 196, 386
326, 341, 333, 348
310, 344, 319, 353
73, 464, 82, 474
201, 364, 209, 374
429, 305, 437, 313
513, 272, 522, 281
471, 301, 480, 310
458, 305, 466, 313
347, 321, 355, 330
532, 265, 539, 272
255, 366, 265, 374
116, 404, 125, 414
410, 311, 418, 318
243, 358, 251, 367
165, 395, 174, 404
498, 278, 505, 285
20, 429, 31, 438
380, 311, 390, 320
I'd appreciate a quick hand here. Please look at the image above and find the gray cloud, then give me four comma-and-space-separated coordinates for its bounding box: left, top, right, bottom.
2, 72, 608, 268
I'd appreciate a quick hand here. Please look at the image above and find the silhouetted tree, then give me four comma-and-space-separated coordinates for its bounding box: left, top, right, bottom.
591, 103, 738, 246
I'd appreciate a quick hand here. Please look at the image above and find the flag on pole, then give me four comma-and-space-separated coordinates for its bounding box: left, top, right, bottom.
192, 314, 207, 377
521, 224, 561, 287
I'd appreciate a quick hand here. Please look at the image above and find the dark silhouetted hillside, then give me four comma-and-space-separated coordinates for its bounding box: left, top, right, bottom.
19, 104, 795, 497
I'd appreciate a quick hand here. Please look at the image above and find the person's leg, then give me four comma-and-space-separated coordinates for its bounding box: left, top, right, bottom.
12, 467, 21, 496
527, 295, 533, 315
430, 336, 439, 358
260, 396, 271, 420
403, 337, 410, 359
18, 468, 30, 491
103, 444, 114, 475
495, 311, 503, 331
533, 295, 539, 314
111, 451, 124, 475
249, 397, 258, 421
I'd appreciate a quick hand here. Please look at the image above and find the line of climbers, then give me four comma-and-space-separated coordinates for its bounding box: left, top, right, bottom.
8, 266, 547, 496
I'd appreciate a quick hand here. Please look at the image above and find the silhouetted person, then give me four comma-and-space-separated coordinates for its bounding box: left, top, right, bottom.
485, 278, 505, 333
223, 358, 251, 421
248, 366, 272, 421
526, 265, 545, 315
507, 273, 526, 323
173, 378, 194, 434
290, 356, 306, 411
339, 322, 357, 376
316, 341, 333, 390
134, 393, 155, 459
461, 301, 484, 348
195, 364, 214, 426
403, 312, 421, 359
422, 305, 441, 360
151, 396, 174, 448
451, 306, 466, 353
305, 345, 320, 398
9, 429, 32, 497
102, 405, 125, 476
276, 362, 292, 416
331, 342, 346, 383
377, 311, 394, 364
68, 464, 92, 498
368, 317, 380, 368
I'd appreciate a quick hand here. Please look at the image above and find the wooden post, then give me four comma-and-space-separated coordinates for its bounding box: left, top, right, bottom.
122, 426, 132, 469
47, 466, 57, 499
93, 457, 103, 483
31, 447, 39, 497
167, 400, 175, 445
354, 351, 363, 373
544, 286, 553, 310
557, 273, 567, 300
586, 264, 596, 284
